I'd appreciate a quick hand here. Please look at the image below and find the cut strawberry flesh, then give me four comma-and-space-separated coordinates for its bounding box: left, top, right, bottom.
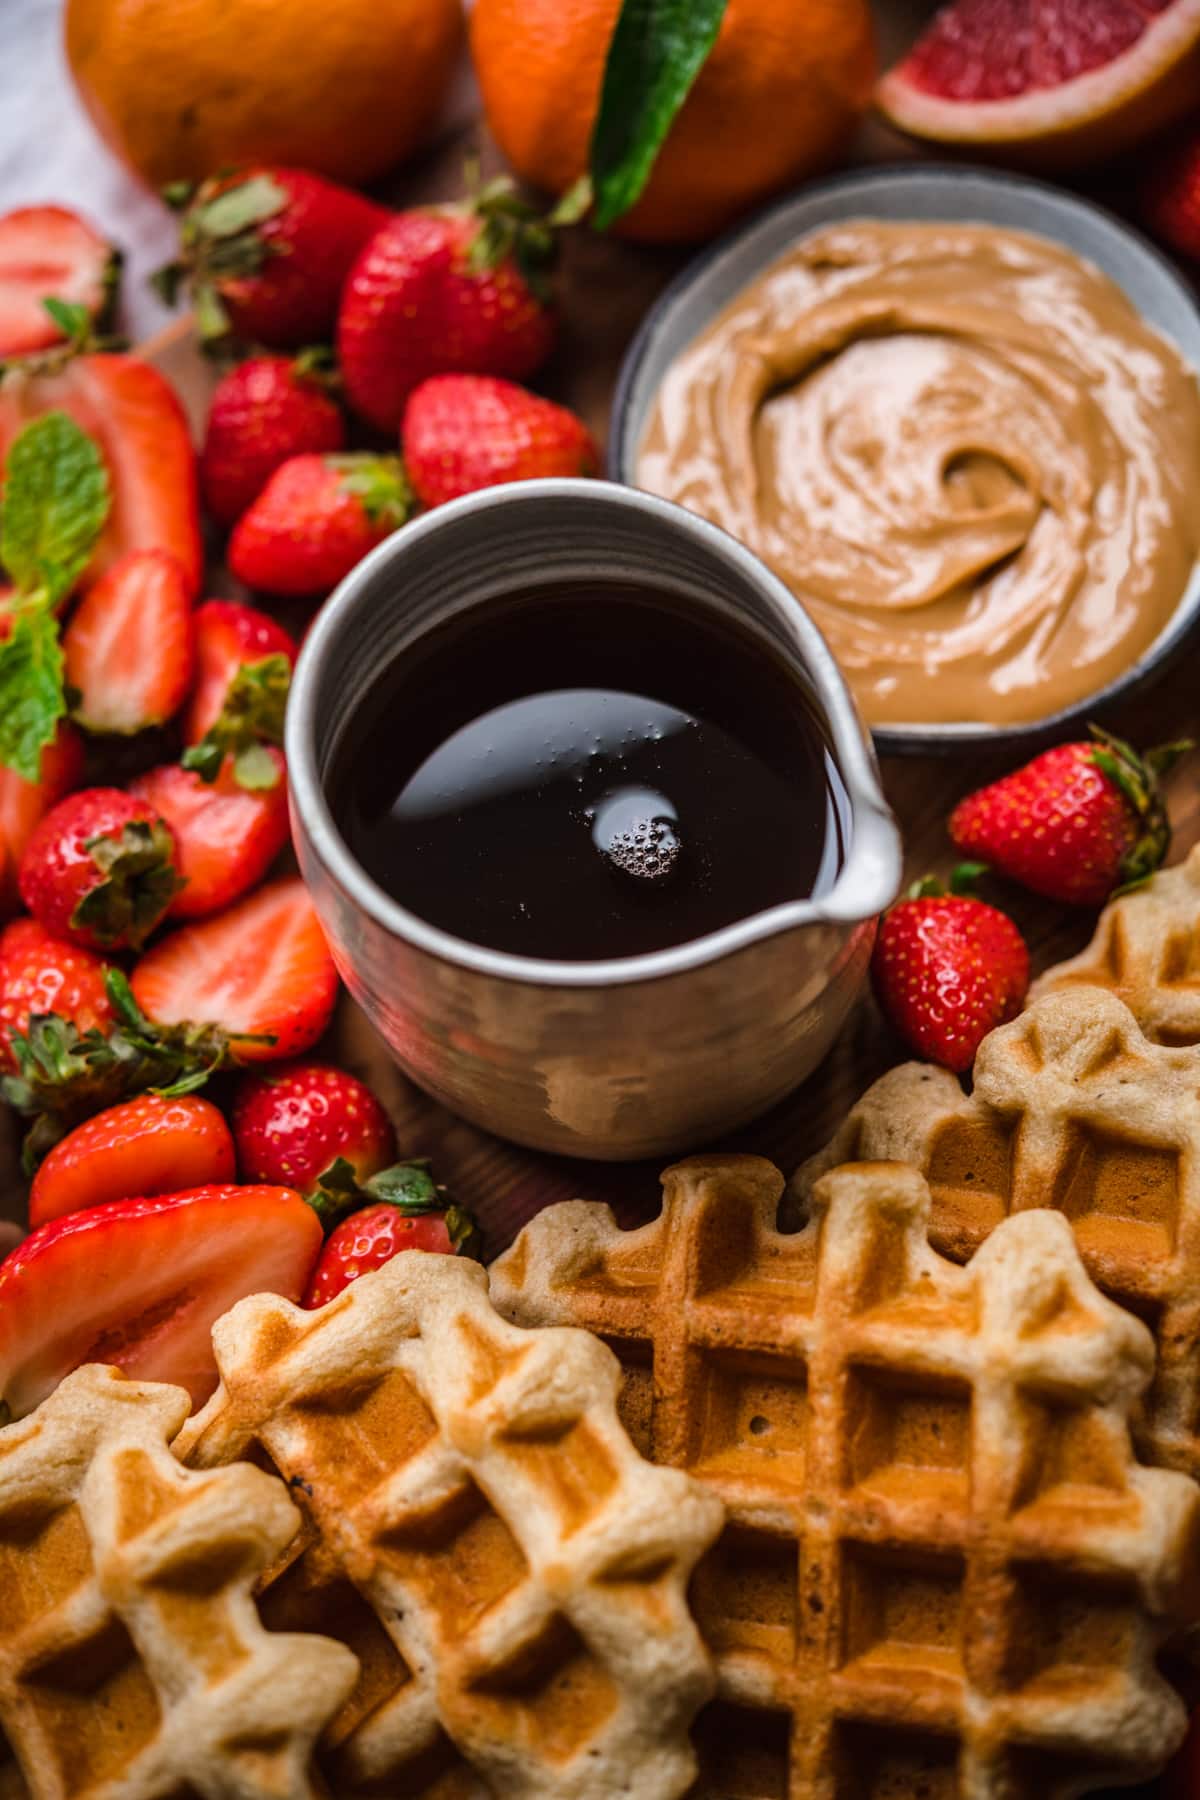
64, 548, 194, 733
28, 1095, 237, 1228
0, 1184, 321, 1417
905, 0, 1171, 98
0, 353, 202, 594
130, 878, 338, 1062
0, 206, 112, 357
130, 755, 289, 919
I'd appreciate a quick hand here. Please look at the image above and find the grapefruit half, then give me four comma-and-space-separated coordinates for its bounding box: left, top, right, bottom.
878, 0, 1200, 165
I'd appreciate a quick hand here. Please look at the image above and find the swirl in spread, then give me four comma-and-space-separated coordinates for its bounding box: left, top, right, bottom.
637, 222, 1200, 727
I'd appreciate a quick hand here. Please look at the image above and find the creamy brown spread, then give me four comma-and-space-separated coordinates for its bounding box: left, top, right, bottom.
637, 221, 1200, 727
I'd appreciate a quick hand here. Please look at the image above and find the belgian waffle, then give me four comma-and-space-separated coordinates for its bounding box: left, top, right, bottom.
1032, 845, 1200, 1044
795, 986, 1200, 1483
0, 1362, 357, 1800
490, 1153, 1200, 1799
176, 1247, 723, 1799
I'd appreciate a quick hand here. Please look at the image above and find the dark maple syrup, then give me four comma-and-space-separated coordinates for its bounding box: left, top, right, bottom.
329, 582, 846, 960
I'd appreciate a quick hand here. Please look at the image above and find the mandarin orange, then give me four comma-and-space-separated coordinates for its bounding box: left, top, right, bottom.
470, 0, 876, 243
64, 0, 463, 189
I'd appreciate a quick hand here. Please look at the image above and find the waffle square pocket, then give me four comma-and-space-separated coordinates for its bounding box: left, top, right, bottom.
491, 1153, 1200, 1799
0, 1363, 357, 1800
796, 986, 1200, 1482
176, 1247, 723, 1799
1032, 845, 1200, 1044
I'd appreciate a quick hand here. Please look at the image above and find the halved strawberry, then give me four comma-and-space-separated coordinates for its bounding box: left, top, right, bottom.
0, 206, 118, 356
130, 878, 338, 1063
184, 599, 297, 765
29, 1092, 236, 1227
0, 1183, 322, 1418
130, 754, 290, 918
0, 723, 83, 916
0, 350, 202, 593
64, 548, 195, 734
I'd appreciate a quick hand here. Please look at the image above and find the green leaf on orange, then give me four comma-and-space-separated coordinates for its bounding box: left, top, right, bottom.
589, 0, 729, 231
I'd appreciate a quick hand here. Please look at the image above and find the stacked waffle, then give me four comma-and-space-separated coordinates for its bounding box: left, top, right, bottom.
2, 853, 1200, 1798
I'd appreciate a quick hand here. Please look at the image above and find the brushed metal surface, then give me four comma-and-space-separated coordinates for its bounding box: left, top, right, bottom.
287, 481, 901, 1159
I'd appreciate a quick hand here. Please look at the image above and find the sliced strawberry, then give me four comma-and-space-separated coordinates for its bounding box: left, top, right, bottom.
0, 206, 118, 356
0, 351, 202, 593
28, 1093, 236, 1228
130, 754, 290, 918
185, 599, 298, 748
0, 917, 114, 1071
64, 548, 195, 734
0, 723, 83, 916
130, 878, 339, 1064
0, 1183, 322, 1417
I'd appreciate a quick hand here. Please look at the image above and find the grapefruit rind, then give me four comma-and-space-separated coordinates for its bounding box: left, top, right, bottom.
878, 0, 1200, 162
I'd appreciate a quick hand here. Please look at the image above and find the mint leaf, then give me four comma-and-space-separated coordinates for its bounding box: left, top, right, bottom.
589, 0, 728, 231
0, 412, 109, 605
0, 609, 66, 781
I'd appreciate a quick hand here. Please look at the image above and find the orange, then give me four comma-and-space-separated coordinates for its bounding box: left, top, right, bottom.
470, 0, 876, 244
64, 0, 464, 190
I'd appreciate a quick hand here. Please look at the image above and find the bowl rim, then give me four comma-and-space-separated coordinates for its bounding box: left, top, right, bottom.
608, 161, 1200, 757
286, 478, 901, 990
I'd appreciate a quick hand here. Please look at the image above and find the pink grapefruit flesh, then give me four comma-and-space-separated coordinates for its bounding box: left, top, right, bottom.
878, 0, 1200, 163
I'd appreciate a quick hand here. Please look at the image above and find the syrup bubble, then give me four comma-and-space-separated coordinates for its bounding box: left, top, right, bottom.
591, 785, 682, 884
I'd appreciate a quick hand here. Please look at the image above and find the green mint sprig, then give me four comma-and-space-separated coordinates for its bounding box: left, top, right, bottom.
0, 411, 109, 780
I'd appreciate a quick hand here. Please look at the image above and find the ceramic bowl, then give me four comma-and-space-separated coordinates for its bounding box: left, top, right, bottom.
609, 164, 1200, 755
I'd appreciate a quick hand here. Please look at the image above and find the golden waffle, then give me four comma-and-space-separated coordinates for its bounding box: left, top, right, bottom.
795, 986, 1200, 1482
490, 1153, 1200, 1799
176, 1248, 723, 1799
1031, 844, 1200, 1044
0, 1362, 357, 1800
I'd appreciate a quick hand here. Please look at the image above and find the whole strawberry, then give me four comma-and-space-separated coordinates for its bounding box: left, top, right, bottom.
303, 1164, 479, 1306
233, 1060, 397, 1221
1143, 128, 1200, 262
228, 452, 414, 596
949, 727, 1189, 908
155, 167, 389, 348
871, 882, 1030, 1074
18, 788, 183, 952
200, 354, 345, 527
403, 375, 598, 507
0, 917, 115, 1072
337, 179, 565, 432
